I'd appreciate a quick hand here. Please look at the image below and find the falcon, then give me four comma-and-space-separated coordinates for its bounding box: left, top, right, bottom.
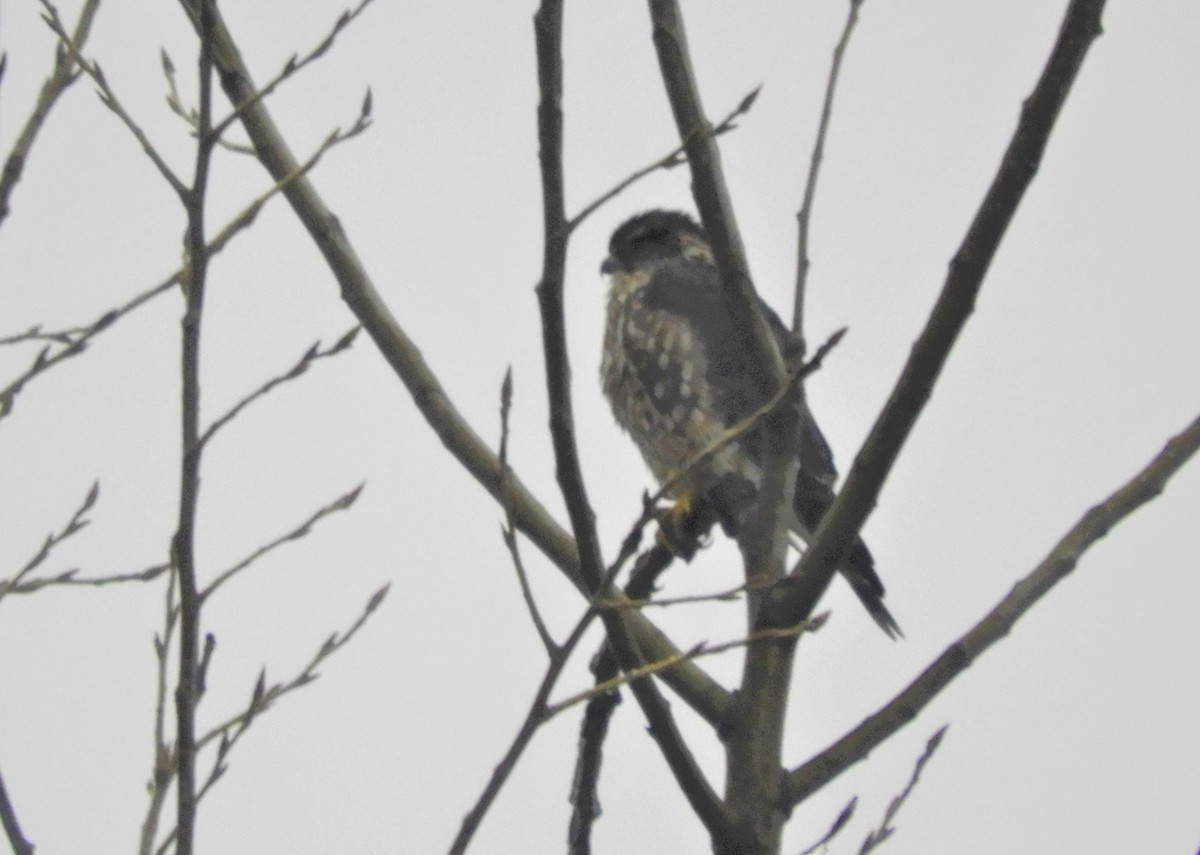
600, 209, 900, 638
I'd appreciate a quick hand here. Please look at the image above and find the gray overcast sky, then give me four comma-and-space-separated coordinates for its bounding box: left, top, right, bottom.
2, 2, 1198, 853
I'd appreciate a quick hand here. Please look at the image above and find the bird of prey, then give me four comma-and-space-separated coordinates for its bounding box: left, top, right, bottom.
600, 209, 900, 638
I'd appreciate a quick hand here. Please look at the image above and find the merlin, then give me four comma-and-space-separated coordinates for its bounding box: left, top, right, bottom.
600, 209, 900, 638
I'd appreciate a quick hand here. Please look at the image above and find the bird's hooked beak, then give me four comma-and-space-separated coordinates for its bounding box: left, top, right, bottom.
600, 255, 618, 275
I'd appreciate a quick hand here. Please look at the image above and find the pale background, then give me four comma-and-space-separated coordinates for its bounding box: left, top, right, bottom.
1, 1, 1198, 853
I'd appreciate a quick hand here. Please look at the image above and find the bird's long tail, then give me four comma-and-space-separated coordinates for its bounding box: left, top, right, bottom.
786, 527, 902, 639
791, 475, 902, 639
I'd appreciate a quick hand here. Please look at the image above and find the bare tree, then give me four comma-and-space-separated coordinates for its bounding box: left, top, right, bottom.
2, 1, 1197, 854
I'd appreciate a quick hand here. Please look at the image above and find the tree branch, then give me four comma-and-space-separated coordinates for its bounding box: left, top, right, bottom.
647, 5, 802, 850
534, 1, 730, 840
175, 0, 734, 728
859, 726, 947, 853
0, 0, 101, 227
793, 0, 865, 345
40, 0, 189, 201
764, 0, 1109, 631
567, 85, 761, 233
199, 484, 363, 603
0, 768, 34, 855
785, 408, 1200, 806
1, 119, 355, 424
198, 327, 360, 449
447, 596, 600, 855
171, 4, 218, 849
0, 480, 97, 604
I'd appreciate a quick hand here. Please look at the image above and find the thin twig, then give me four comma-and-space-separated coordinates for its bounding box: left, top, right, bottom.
199, 484, 364, 603
198, 327, 360, 448
785, 407, 1200, 807
654, 327, 845, 507
448, 596, 601, 855
567, 86, 761, 233
1, 124, 356, 424
859, 726, 947, 854
0, 0, 101, 227
210, 0, 376, 139
161, 47, 253, 155
139, 564, 178, 855
793, 0, 864, 342
797, 796, 857, 855
498, 367, 557, 655
596, 580, 751, 610
0, 325, 86, 346
2, 562, 168, 595
151, 585, 389, 855
39, 0, 188, 200
0, 481, 98, 604
546, 615, 827, 719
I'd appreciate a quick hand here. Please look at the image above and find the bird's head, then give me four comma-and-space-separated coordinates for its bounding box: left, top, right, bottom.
601, 209, 712, 275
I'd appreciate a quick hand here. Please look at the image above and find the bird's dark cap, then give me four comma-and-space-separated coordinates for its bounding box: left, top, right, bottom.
602, 209, 705, 274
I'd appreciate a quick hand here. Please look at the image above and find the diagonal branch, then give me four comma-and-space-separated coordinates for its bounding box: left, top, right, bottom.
0, 119, 358, 424
198, 327, 360, 449
0, 768, 34, 855
0, 0, 101, 228
646, 0, 783, 405
784, 408, 1200, 807
859, 725, 948, 854
199, 484, 364, 603
40, 0, 188, 200
208, 0, 376, 140
447, 595, 601, 855
175, 0, 733, 728
567, 85, 761, 233
0, 480, 98, 604
797, 796, 857, 855
764, 0, 1110, 630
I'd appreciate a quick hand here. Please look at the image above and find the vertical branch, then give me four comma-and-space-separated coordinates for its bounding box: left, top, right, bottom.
793, 0, 864, 345
647, 4, 798, 853
171, 2, 218, 851
533, 1, 730, 839
532, 0, 604, 595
